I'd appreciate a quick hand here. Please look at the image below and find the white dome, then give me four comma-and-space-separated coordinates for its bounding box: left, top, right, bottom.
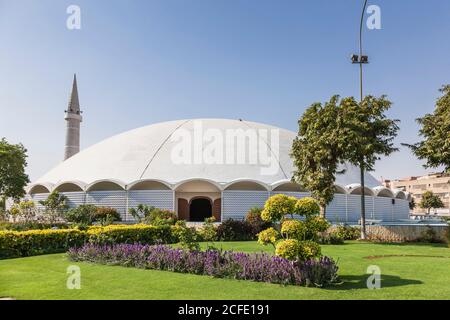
34, 118, 381, 190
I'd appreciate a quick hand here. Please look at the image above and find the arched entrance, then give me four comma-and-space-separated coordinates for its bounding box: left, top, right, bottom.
189, 198, 212, 222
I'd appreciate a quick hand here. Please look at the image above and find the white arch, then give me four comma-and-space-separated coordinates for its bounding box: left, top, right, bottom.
334, 184, 348, 194
174, 178, 223, 192
373, 186, 395, 198
86, 179, 127, 192
128, 179, 172, 191
28, 183, 53, 195
224, 179, 270, 191
271, 180, 305, 192
346, 184, 375, 196
53, 180, 86, 192
394, 190, 407, 200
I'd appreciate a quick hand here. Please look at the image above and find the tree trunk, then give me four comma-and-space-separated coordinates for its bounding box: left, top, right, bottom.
360, 165, 367, 240
320, 205, 327, 219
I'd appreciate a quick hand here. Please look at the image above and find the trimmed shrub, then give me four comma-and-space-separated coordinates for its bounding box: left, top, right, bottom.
297, 240, 321, 261
0, 221, 69, 231
275, 239, 301, 261
0, 229, 85, 258
87, 224, 176, 245
281, 219, 306, 240
0, 224, 176, 259
216, 219, 254, 241
261, 194, 297, 222
257, 227, 280, 247
294, 197, 321, 217
68, 243, 340, 287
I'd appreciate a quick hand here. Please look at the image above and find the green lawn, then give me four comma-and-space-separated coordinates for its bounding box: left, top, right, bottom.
1, 241, 449, 300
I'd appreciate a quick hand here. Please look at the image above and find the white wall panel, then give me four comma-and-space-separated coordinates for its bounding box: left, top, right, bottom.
222, 191, 269, 220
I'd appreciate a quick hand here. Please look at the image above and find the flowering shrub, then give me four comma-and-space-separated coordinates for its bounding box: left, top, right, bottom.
261, 194, 297, 222
294, 197, 321, 217
68, 243, 339, 287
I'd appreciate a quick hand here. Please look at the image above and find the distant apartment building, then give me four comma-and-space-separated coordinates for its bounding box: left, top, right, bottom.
383, 173, 450, 215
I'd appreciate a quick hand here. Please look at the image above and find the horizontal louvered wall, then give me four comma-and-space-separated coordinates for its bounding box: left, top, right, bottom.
127, 190, 174, 222
86, 191, 127, 220
61, 192, 86, 209
27, 191, 411, 223
326, 194, 347, 223
222, 191, 270, 220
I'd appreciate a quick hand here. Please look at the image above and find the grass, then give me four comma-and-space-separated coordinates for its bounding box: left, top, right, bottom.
0, 241, 450, 300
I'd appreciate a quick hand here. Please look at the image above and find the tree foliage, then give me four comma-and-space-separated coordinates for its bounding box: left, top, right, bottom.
291, 95, 399, 238
419, 191, 444, 215
404, 85, 450, 172
0, 138, 30, 203
291, 96, 344, 211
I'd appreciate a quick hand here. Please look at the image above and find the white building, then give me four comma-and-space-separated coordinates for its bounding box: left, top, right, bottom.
26, 77, 411, 223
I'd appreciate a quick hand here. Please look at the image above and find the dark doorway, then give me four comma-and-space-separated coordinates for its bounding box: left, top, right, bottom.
189, 198, 212, 222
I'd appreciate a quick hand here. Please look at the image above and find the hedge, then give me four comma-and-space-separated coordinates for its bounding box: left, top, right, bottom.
0, 224, 176, 259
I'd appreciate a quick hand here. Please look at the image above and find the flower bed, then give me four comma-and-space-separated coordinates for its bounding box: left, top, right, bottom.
68, 243, 339, 287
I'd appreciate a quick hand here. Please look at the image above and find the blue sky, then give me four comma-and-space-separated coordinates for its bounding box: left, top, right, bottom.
0, 0, 449, 182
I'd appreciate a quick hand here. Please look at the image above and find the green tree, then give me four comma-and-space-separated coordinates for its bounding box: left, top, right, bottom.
39, 191, 68, 223
291, 95, 399, 239
291, 96, 345, 216
0, 138, 30, 208
339, 95, 399, 239
404, 85, 450, 172
419, 191, 444, 215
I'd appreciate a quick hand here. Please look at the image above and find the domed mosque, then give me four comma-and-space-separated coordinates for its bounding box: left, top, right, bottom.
27, 76, 411, 223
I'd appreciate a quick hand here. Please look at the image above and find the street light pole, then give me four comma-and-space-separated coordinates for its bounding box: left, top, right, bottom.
352, 0, 369, 239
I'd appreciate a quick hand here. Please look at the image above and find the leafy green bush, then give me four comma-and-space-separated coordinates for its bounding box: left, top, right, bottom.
294, 197, 321, 217
216, 219, 254, 241
0, 224, 177, 259
65, 205, 97, 225
317, 232, 345, 245
0, 229, 85, 259
198, 217, 217, 242
275, 239, 301, 260
334, 225, 360, 240
257, 227, 280, 247
92, 207, 122, 226
281, 219, 306, 240
261, 194, 297, 222
0, 221, 69, 231
172, 221, 200, 250
143, 208, 178, 226
129, 204, 178, 226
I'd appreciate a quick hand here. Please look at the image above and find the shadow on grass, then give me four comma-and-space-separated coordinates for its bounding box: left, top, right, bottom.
327, 274, 423, 291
